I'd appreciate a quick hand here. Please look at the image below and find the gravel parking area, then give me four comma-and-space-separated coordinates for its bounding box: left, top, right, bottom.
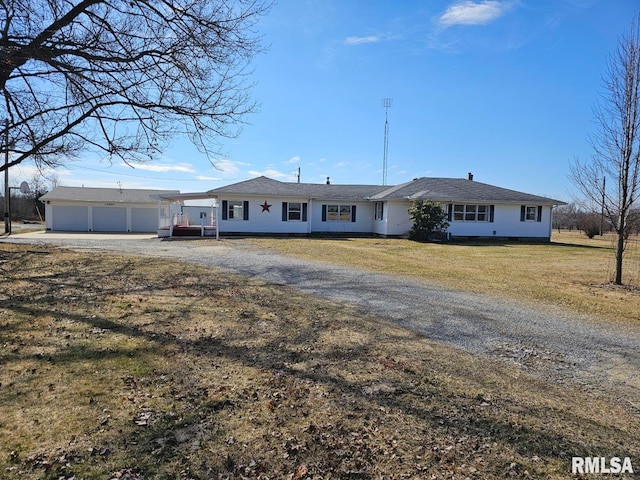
4, 232, 640, 410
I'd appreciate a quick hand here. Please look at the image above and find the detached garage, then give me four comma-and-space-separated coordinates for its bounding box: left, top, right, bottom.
40, 186, 179, 233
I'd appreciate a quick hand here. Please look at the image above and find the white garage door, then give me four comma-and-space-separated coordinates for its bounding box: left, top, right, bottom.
131, 207, 157, 232
52, 205, 89, 231
93, 206, 127, 232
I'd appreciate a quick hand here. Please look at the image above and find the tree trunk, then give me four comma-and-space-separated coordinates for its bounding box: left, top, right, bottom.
615, 213, 626, 285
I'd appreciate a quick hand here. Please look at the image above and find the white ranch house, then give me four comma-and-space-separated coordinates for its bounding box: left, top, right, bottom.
158, 175, 564, 241
40, 176, 563, 240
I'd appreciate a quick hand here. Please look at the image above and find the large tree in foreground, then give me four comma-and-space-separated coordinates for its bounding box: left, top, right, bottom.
570, 15, 640, 285
0, 0, 269, 172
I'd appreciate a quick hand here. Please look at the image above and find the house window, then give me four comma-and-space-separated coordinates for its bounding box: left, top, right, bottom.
339, 205, 352, 221
525, 206, 537, 221
288, 202, 301, 221
374, 202, 384, 221
322, 204, 357, 222
521, 205, 542, 222
281, 202, 308, 222
453, 204, 491, 222
327, 205, 339, 221
221, 200, 249, 221
228, 201, 243, 220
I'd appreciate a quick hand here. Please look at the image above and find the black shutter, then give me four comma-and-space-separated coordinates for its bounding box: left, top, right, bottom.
282, 202, 288, 222
243, 201, 249, 221
489, 205, 495, 223
520, 205, 526, 222
351, 205, 357, 222
447, 204, 453, 221
302, 203, 308, 222
222, 200, 228, 220
537, 205, 543, 222
322, 205, 327, 222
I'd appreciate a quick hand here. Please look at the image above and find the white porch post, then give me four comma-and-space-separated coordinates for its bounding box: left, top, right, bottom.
216, 196, 220, 240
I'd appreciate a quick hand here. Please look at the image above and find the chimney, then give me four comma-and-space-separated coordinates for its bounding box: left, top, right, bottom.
467, 172, 474, 181
326, 176, 331, 185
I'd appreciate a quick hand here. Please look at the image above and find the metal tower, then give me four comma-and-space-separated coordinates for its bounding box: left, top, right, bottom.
381, 98, 392, 185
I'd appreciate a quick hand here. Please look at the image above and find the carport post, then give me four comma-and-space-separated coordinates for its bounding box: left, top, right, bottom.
216, 196, 220, 241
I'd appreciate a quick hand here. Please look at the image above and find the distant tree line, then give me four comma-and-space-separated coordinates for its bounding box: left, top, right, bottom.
1, 175, 56, 223
554, 203, 640, 239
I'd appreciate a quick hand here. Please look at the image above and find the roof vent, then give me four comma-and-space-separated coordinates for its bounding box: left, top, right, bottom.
467, 172, 474, 181
326, 177, 331, 185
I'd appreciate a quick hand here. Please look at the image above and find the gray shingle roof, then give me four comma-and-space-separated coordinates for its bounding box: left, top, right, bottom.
371, 178, 563, 204
40, 186, 180, 203
207, 176, 563, 205
207, 176, 384, 200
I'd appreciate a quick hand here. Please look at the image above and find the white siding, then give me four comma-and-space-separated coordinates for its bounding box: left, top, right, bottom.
310, 201, 374, 234
382, 202, 554, 239
218, 196, 311, 234
447, 204, 553, 239
383, 201, 414, 236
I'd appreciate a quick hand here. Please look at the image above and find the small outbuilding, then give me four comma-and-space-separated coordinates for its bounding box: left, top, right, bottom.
40, 186, 179, 233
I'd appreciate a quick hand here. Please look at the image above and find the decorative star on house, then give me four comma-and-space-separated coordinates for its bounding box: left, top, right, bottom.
260, 201, 272, 213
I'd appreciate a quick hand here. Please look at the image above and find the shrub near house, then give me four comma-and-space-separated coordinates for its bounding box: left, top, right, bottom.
408, 200, 449, 241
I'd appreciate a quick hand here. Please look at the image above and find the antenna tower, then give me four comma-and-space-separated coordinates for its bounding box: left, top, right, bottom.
381, 98, 392, 185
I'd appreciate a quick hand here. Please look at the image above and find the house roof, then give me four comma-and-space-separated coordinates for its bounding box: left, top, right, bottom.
371, 177, 564, 205
40, 186, 180, 203
207, 176, 384, 200
206, 176, 564, 205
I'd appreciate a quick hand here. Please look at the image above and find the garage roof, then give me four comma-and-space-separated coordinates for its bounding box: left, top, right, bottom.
40, 186, 180, 203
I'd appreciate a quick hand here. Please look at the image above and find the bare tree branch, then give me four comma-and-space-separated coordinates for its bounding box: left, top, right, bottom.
0, 0, 270, 171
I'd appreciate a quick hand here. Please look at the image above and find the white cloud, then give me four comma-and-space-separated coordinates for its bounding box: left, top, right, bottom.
122, 162, 195, 173
285, 155, 301, 164
344, 35, 380, 46
249, 168, 297, 182
439, 1, 509, 27
211, 159, 249, 175
196, 175, 223, 181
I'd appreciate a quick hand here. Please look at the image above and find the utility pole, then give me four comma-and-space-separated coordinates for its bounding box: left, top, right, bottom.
600, 176, 606, 236
4, 119, 9, 234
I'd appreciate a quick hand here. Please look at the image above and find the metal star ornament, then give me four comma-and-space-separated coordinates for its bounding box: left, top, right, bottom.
260, 201, 272, 212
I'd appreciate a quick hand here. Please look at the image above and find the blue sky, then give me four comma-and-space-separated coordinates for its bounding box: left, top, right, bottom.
11, 0, 640, 202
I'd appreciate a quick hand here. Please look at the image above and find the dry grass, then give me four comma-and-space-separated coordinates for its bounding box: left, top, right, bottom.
248, 230, 640, 325
1, 244, 639, 479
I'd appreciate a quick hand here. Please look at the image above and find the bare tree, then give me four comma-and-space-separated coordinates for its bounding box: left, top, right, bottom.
0, 0, 269, 173
570, 15, 640, 285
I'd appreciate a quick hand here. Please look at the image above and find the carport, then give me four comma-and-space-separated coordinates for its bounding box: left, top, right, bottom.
158, 191, 218, 238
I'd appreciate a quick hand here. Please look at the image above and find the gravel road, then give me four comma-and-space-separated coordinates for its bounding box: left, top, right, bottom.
4, 232, 640, 410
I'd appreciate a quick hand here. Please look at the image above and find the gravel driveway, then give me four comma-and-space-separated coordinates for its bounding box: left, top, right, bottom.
5, 232, 640, 410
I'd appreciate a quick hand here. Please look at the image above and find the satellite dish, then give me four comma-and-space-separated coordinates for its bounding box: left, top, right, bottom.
19, 181, 30, 194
